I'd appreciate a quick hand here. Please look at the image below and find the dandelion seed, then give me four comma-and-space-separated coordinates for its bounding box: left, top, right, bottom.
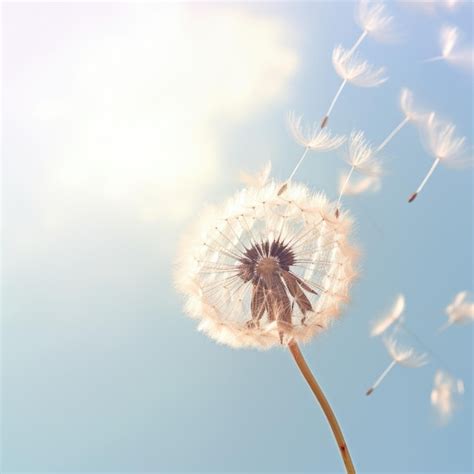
279, 113, 347, 194
375, 88, 426, 153
439, 291, 474, 331
370, 294, 405, 337
431, 370, 464, 424
289, 112, 347, 152
356, 0, 395, 43
425, 25, 474, 71
336, 131, 382, 215
408, 113, 472, 202
321, 46, 387, 129
240, 161, 272, 189
366, 336, 428, 395
176, 182, 358, 472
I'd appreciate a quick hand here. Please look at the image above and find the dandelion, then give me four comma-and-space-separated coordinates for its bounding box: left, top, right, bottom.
176, 181, 358, 472
370, 294, 405, 337
240, 161, 272, 189
355, 0, 395, 44
431, 370, 464, 424
366, 336, 428, 395
439, 290, 474, 331
375, 88, 426, 153
408, 113, 471, 202
425, 25, 473, 71
321, 47, 387, 129
336, 131, 382, 216
278, 113, 347, 195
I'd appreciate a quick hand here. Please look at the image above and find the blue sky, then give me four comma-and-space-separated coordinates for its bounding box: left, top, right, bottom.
2, 2, 473, 472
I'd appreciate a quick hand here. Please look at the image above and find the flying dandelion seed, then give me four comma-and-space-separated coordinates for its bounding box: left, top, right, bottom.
336, 131, 382, 216
439, 291, 474, 331
370, 294, 405, 337
366, 336, 428, 396
431, 370, 465, 424
375, 88, 426, 153
424, 25, 474, 72
408, 113, 472, 202
176, 181, 358, 472
321, 46, 388, 129
321, 0, 393, 126
240, 161, 272, 189
355, 0, 395, 44
278, 113, 347, 195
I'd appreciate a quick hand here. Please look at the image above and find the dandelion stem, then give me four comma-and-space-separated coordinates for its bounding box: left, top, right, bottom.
335, 165, 355, 214
366, 359, 397, 396
348, 30, 368, 56
288, 340, 356, 474
323, 79, 348, 127
288, 147, 310, 182
376, 117, 409, 153
423, 56, 444, 63
409, 157, 440, 202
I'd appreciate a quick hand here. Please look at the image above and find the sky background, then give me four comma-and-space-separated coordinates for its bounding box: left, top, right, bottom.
1, 1, 473, 473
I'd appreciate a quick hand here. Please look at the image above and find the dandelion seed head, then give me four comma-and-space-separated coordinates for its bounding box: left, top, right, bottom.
346, 131, 382, 177
175, 182, 358, 349
370, 294, 405, 337
383, 336, 428, 367
431, 370, 464, 424
288, 112, 346, 151
356, 0, 395, 42
332, 45, 388, 87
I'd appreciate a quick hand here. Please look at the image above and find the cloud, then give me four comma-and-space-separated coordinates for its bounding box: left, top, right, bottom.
5, 4, 298, 233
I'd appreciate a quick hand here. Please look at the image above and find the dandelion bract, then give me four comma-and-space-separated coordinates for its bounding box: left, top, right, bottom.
175, 182, 358, 349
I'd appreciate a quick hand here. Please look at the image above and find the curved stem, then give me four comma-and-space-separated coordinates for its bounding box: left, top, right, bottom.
288, 340, 356, 473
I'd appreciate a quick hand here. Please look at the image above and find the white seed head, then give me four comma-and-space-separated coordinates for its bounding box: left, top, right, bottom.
332, 45, 388, 87
383, 336, 428, 368
288, 112, 346, 151
370, 294, 405, 337
356, 0, 395, 42
175, 182, 358, 349
240, 161, 272, 189
346, 131, 382, 177
420, 113, 472, 167
431, 370, 464, 424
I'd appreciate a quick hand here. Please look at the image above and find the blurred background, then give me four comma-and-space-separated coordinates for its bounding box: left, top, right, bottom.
2, 2, 473, 472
